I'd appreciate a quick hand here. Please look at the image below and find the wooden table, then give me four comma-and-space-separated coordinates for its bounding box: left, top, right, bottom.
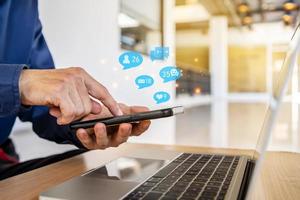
1, 143, 300, 200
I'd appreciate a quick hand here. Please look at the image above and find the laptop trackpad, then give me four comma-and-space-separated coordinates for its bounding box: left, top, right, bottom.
84, 157, 168, 183
41, 157, 168, 200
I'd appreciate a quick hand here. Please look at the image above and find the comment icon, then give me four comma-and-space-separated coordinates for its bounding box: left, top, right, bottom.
135, 75, 154, 89
159, 66, 181, 83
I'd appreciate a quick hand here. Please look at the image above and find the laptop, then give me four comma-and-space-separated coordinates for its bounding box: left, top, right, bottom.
40, 24, 300, 200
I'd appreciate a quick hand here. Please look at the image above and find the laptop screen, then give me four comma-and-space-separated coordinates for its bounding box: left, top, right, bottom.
253, 23, 300, 159
246, 24, 300, 198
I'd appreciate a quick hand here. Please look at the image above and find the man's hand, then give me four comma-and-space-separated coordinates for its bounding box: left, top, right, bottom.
19, 67, 123, 125
76, 104, 151, 149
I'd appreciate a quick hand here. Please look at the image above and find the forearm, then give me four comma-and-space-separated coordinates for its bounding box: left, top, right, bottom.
0, 64, 26, 116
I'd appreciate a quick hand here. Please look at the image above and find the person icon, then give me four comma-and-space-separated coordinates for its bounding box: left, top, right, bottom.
123, 55, 130, 64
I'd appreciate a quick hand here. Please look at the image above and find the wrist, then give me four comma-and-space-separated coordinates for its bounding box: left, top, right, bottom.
19, 69, 32, 105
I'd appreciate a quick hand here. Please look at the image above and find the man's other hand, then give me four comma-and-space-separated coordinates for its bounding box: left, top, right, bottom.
19, 67, 123, 125
76, 104, 151, 149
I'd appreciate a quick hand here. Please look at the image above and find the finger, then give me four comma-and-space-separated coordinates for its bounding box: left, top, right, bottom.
49, 106, 61, 118
57, 94, 77, 124
75, 78, 93, 116
132, 120, 151, 136
91, 99, 102, 114
76, 129, 96, 149
82, 73, 123, 116
69, 82, 86, 118
94, 123, 109, 149
130, 106, 150, 114
118, 103, 131, 115
109, 123, 132, 147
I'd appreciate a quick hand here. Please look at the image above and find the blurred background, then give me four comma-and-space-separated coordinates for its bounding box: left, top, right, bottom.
10, 0, 300, 161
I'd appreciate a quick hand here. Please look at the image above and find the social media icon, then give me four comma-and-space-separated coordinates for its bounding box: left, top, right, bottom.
160, 66, 181, 83
119, 51, 143, 70
135, 75, 154, 89
150, 47, 169, 61
153, 91, 170, 104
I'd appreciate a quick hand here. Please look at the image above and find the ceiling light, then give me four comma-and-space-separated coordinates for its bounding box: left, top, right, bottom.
283, 0, 298, 11
242, 16, 253, 25
282, 12, 293, 25
238, 2, 250, 14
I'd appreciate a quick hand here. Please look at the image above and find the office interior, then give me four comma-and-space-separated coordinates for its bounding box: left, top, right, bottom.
10, 0, 300, 161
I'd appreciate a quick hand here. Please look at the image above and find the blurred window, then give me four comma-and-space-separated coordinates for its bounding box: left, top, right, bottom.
228, 46, 267, 93
176, 46, 210, 96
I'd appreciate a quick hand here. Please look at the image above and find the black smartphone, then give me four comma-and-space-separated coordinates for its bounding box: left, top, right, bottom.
69, 106, 184, 130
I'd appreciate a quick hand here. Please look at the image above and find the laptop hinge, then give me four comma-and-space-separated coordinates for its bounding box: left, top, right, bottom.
237, 160, 255, 200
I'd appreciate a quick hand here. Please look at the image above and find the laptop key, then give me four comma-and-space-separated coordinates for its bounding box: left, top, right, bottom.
148, 177, 162, 183
137, 187, 152, 193
180, 197, 194, 200
142, 182, 157, 187
217, 194, 226, 200
143, 192, 163, 200
165, 191, 182, 198
182, 191, 199, 198
123, 197, 139, 200
198, 196, 215, 200
154, 163, 178, 178
134, 192, 146, 198
207, 181, 222, 187
153, 186, 169, 193
161, 197, 177, 200
201, 191, 218, 198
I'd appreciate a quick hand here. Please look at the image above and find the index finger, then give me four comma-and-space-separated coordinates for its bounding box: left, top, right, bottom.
82, 72, 123, 116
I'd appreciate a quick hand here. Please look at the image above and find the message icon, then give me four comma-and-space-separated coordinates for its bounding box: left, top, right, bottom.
153, 91, 170, 104
160, 66, 181, 83
150, 47, 169, 61
119, 51, 143, 70
135, 75, 154, 89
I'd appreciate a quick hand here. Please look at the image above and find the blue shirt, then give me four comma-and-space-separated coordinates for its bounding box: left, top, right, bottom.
0, 0, 82, 147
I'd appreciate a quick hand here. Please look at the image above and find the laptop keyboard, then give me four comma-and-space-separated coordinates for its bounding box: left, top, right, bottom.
123, 153, 240, 200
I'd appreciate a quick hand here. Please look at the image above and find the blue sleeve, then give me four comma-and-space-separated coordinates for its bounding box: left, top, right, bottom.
17, 18, 85, 149
0, 64, 26, 117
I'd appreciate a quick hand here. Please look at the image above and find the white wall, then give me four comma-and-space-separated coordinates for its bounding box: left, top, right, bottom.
38, 0, 176, 144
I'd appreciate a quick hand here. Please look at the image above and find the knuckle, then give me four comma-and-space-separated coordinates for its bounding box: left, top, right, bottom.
65, 110, 75, 119
71, 67, 85, 75
101, 87, 109, 96
74, 76, 84, 84
98, 143, 107, 149
63, 73, 75, 83
111, 142, 119, 147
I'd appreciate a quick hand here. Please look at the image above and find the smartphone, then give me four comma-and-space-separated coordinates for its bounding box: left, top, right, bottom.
69, 106, 184, 130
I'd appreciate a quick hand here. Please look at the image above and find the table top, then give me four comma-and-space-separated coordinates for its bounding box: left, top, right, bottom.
1, 143, 300, 200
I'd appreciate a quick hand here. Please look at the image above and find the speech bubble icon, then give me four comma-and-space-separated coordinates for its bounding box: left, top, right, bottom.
159, 66, 181, 83
153, 91, 170, 104
150, 47, 169, 61
119, 51, 143, 70
135, 75, 154, 89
